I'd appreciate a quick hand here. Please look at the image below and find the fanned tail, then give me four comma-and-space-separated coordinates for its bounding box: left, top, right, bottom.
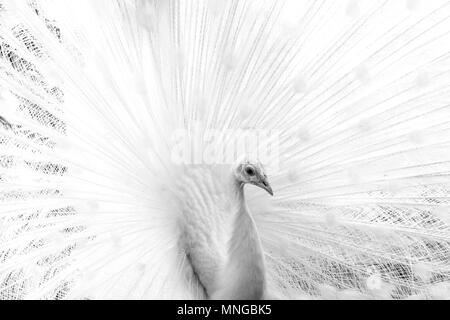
1, 0, 450, 299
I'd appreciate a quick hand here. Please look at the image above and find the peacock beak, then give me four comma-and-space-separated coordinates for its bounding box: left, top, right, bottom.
259, 177, 273, 196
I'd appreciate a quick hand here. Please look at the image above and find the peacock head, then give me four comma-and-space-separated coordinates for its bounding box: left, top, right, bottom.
234, 158, 273, 196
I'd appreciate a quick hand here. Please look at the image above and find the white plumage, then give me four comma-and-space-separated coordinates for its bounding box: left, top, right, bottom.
1, 0, 450, 299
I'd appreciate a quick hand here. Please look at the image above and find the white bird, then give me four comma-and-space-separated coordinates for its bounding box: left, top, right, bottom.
1, 0, 450, 300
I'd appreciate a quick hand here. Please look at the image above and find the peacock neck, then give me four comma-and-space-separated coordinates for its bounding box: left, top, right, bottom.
213, 178, 266, 299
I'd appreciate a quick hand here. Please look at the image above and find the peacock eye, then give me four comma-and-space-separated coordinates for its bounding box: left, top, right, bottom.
245, 166, 255, 176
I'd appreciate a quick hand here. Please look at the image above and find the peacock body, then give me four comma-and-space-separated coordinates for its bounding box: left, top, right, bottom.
1, 0, 450, 299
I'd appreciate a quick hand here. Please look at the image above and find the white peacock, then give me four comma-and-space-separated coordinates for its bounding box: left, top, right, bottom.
0, 0, 450, 300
